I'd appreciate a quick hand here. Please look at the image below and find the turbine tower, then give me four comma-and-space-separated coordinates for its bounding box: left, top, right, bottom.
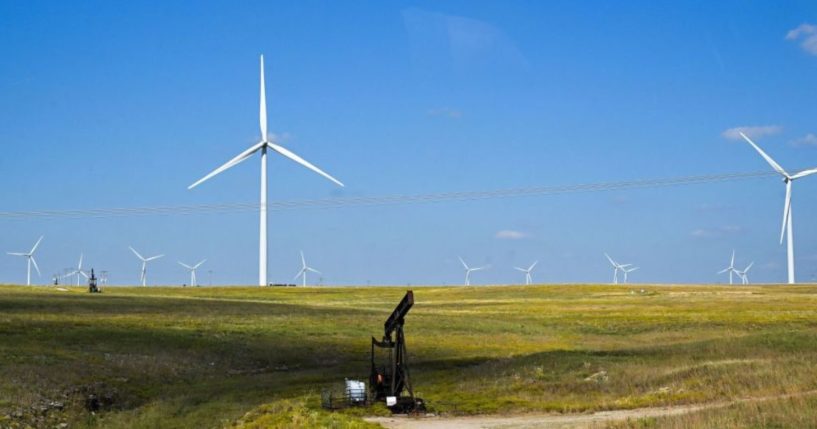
129, 246, 164, 287
513, 261, 538, 285
178, 260, 206, 286
740, 132, 817, 284
66, 253, 89, 286
7, 236, 43, 286
293, 251, 320, 287
736, 262, 754, 285
604, 253, 632, 284
188, 55, 344, 286
717, 250, 738, 285
459, 257, 488, 286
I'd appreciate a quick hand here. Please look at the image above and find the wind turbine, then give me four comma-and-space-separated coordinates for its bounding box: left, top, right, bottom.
740, 132, 817, 284
178, 260, 206, 286
513, 261, 538, 285
188, 55, 344, 286
66, 253, 89, 286
459, 257, 489, 286
604, 253, 632, 284
736, 262, 754, 285
129, 246, 164, 287
717, 250, 738, 285
293, 251, 320, 287
7, 236, 43, 286
622, 266, 639, 284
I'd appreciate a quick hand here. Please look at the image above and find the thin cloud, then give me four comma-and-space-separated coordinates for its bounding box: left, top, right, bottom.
790, 133, 817, 147
495, 230, 528, 240
786, 23, 817, 55
427, 107, 462, 119
691, 225, 744, 239
721, 125, 782, 141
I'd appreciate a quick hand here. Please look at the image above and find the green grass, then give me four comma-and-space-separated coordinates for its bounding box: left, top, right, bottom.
1, 284, 816, 428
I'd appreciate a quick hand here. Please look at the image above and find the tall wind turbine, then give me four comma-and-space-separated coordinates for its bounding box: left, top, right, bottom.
66, 253, 89, 286
459, 257, 489, 286
129, 246, 164, 287
736, 262, 754, 285
293, 251, 320, 287
740, 132, 817, 284
188, 55, 344, 286
7, 236, 43, 286
622, 266, 639, 284
513, 261, 538, 285
178, 260, 206, 286
604, 253, 632, 284
717, 250, 738, 285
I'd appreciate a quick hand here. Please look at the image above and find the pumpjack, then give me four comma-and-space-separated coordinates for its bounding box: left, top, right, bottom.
370, 290, 424, 413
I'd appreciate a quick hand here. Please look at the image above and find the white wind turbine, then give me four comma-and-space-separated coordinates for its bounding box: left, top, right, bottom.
178, 260, 206, 286
459, 257, 489, 286
129, 246, 164, 287
66, 253, 89, 286
622, 265, 639, 284
740, 132, 817, 284
513, 261, 538, 285
7, 236, 43, 286
604, 253, 632, 284
717, 250, 738, 285
188, 55, 344, 286
293, 251, 320, 287
736, 261, 754, 285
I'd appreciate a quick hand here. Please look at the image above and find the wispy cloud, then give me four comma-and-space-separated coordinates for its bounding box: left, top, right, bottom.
691, 225, 744, 239
790, 133, 817, 147
495, 230, 528, 240
427, 107, 462, 119
786, 23, 817, 55
721, 125, 782, 141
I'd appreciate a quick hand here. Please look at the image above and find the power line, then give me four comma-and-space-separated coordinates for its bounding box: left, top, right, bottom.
0, 170, 777, 220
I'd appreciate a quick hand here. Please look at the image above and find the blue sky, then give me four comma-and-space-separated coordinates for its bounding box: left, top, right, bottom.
2, 1, 817, 285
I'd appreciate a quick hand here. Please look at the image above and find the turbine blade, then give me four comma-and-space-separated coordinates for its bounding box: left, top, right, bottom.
781, 180, 792, 244
604, 253, 617, 267
744, 262, 754, 272
293, 270, 304, 281
146, 254, 164, 262
529, 261, 538, 271
307, 267, 321, 274
178, 262, 193, 269
30, 236, 44, 254
30, 257, 41, 276
129, 246, 145, 261
194, 259, 206, 269
80, 271, 89, 279
458, 257, 469, 270
739, 132, 789, 177
514, 267, 526, 272
259, 55, 267, 141
791, 167, 817, 180
188, 141, 265, 190
730, 250, 735, 267
267, 142, 344, 187
78, 253, 83, 269
300, 250, 306, 267
718, 268, 730, 274
7, 252, 26, 256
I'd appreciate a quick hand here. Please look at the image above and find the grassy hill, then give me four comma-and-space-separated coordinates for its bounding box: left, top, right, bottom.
0, 284, 816, 428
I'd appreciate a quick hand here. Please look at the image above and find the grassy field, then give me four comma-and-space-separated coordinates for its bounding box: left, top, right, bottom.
0, 283, 816, 428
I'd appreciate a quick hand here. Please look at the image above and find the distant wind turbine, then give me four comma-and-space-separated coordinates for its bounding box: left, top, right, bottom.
717, 250, 739, 285
604, 253, 632, 284
740, 132, 817, 284
459, 257, 489, 286
7, 236, 43, 286
513, 261, 538, 285
622, 265, 639, 284
129, 246, 164, 286
178, 259, 206, 286
66, 253, 89, 286
736, 261, 754, 285
293, 251, 320, 287
188, 55, 344, 286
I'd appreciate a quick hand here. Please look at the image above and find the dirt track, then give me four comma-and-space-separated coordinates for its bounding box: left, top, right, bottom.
365, 390, 817, 429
